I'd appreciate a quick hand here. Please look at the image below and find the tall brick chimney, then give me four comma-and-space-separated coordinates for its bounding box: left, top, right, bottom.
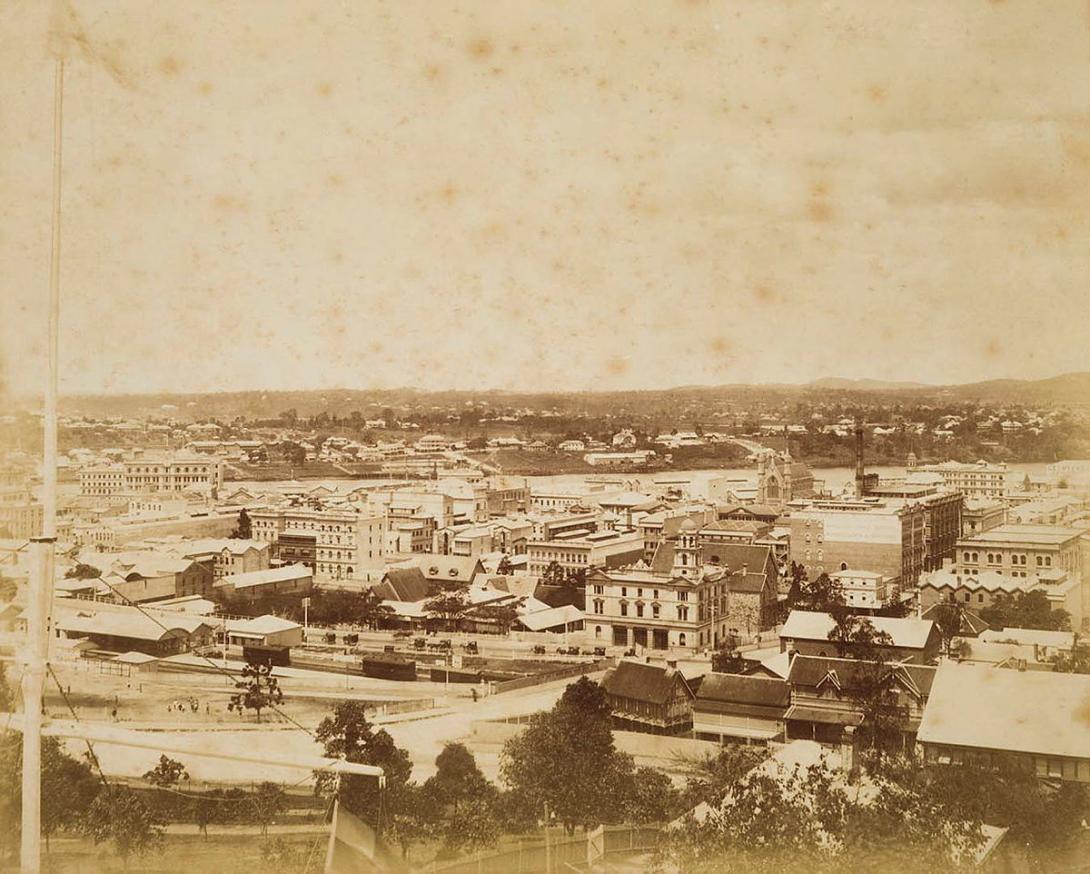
854, 421, 866, 499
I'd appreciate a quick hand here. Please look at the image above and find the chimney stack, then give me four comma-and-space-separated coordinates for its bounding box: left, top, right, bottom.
854, 421, 866, 499
841, 725, 860, 783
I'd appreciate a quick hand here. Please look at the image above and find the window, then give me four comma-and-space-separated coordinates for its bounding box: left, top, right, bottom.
593, 584, 604, 595
636, 603, 644, 618
652, 604, 660, 619
1036, 555, 1043, 567
621, 587, 627, 597
679, 633, 686, 647
678, 591, 688, 602
620, 601, 628, 617
593, 599, 604, 615
677, 606, 688, 621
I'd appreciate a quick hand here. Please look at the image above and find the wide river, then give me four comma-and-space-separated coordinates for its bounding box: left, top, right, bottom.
524, 461, 1057, 495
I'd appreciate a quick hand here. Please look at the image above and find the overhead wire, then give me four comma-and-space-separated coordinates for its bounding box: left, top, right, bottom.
75, 572, 318, 739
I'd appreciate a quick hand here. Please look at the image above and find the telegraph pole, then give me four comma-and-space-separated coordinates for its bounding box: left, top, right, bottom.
21, 54, 64, 874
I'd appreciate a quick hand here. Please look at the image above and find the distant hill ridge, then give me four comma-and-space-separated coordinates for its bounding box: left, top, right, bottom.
22, 372, 1090, 419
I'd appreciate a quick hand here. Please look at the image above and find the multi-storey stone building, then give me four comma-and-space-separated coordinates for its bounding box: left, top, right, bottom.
80, 451, 223, 497
250, 506, 386, 584
584, 522, 778, 652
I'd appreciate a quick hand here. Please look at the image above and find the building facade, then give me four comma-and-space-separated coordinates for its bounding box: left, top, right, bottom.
527, 529, 644, 576
80, 452, 224, 497
916, 460, 1008, 499
788, 498, 928, 587
250, 506, 386, 583
0, 468, 43, 539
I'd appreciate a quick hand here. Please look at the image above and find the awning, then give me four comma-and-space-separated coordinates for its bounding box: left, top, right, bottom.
785, 705, 864, 727
692, 720, 781, 741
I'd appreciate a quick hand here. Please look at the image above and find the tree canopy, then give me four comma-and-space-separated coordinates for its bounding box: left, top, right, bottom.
980, 590, 1070, 631
80, 784, 165, 864
314, 701, 413, 840
500, 677, 642, 833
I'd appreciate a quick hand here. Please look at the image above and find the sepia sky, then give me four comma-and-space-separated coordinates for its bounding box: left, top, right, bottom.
2, 1, 1090, 399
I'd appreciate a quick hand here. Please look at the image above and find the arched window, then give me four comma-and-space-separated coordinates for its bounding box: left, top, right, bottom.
840, 562, 848, 571
679, 633, 687, 647
595, 626, 602, 639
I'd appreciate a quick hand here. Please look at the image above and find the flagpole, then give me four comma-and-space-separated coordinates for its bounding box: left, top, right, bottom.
21, 53, 63, 874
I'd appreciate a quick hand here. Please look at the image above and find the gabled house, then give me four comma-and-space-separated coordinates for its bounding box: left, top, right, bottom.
693, 673, 790, 745
374, 567, 431, 602
785, 654, 936, 748
918, 661, 1090, 782
780, 610, 942, 664
601, 660, 695, 735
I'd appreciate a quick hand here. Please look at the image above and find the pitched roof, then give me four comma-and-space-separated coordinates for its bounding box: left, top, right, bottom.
602, 660, 693, 705
226, 615, 302, 635
918, 661, 1090, 760
919, 603, 990, 637
979, 627, 1075, 650
417, 555, 482, 583
727, 571, 770, 595
376, 567, 430, 602
696, 673, 790, 709
217, 563, 312, 589
701, 519, 769, 534
649, 541, 774, 577
534, 584, 584, 609
787, 654, 936, 699
518, 604, 584, 631
725, 504, 783, 518
57, 607, 211, 642
781, 610, 937, 650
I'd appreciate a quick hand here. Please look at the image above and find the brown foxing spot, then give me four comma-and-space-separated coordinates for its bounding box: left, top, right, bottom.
867, 84, 886, 102
213, 194, 247, 211
467, 38, 494, 60
423, 64, 442, 81
605, 356, 629, 377
808, 200, 832, 222
710, 336, 731, 356
985, 338, 1001, 357
1074, 697, 1090, 728
753, 285, 776, 304
438, 183, 459, 204
317, 81, 334, 97
159, 55, 182, 77
198, 82, 214, 96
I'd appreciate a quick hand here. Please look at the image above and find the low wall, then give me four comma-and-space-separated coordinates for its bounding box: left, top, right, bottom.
432, 825, 662, 874
615, 730, 720, 764
492, 658, 613, 694
470, 719, 527, 745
